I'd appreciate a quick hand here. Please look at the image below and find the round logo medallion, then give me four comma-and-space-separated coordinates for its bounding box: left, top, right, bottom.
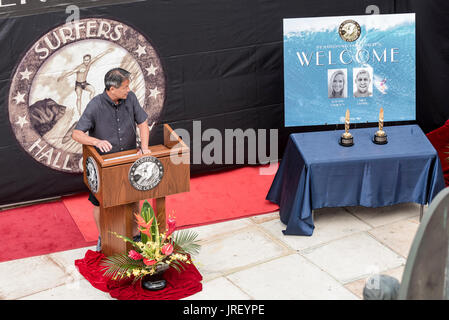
8, 18, 165, 173
339, 20, 361, 42
86, 156, 99, 193
128, 156, 164, 191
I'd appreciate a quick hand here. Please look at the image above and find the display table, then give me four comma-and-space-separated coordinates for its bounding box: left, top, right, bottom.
266, 125, 445, 236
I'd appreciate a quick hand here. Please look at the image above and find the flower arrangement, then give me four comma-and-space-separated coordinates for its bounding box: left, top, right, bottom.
100, 200, 200, 283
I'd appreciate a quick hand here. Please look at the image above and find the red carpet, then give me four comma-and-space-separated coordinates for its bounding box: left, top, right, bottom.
63, 164, 279, 242
167, 164, 280, 228
0, 201, 96, 262
0, 164, 279, 262
62, 193, 99, 242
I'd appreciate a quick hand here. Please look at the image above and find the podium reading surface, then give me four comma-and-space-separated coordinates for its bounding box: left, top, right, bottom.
267, 125, 445, 236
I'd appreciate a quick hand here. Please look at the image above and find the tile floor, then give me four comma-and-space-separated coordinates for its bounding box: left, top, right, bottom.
0, 202, 423, 300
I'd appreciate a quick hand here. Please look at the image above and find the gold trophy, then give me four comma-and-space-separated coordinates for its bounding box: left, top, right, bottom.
373, 107, 388, 144
339, 109, 354, 147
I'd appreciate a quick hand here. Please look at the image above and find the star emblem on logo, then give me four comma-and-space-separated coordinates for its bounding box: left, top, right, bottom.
135, 44, 147, 57
149, 87, 161, 99
19, 68, 33, 81
145, 63, 158, 76
15, 115, 28, 128
13, 91, 26, 104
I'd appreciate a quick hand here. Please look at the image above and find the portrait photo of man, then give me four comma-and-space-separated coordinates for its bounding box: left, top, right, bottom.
353, 68, 373, 98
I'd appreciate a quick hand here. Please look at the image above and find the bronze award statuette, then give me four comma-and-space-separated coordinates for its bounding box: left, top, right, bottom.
339, 109, 354, 147
373, 107, 388, 145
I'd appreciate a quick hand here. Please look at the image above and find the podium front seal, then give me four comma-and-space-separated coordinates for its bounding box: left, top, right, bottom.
86, 156, 99, 194
129, 156, 164, 191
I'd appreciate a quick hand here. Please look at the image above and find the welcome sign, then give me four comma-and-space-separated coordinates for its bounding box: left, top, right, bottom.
283, 13, 416, 127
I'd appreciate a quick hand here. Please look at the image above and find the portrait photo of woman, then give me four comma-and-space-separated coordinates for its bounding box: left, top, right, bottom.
328, 69, 348, 99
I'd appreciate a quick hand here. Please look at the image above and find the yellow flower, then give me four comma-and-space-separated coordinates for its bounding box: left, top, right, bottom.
132, 269, 140, 276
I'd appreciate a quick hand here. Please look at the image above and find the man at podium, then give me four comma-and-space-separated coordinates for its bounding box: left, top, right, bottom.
72, 67, 151, 251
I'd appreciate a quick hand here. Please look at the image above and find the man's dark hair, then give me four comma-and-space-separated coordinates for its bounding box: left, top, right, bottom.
104, 68, 131, 90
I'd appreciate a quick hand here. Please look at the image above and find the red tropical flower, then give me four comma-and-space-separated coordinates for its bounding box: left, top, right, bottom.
128, 250, 143, 260
161, 243, 174, 255
134, 213, 153, 230
161, 215, 177, 244
143, 258, 157, 266
140, 227, 153, 238
166, 216, 176, 237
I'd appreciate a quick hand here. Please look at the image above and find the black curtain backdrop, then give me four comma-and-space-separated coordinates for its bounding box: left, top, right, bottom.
0, 0, 447, 205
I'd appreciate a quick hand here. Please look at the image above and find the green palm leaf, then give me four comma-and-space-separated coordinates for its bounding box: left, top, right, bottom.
169, 259, 187, 273
172, 229, 201, 256
100, 254, 145, 282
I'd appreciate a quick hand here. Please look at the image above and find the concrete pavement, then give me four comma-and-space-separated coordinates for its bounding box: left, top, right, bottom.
0, 202, 422, 300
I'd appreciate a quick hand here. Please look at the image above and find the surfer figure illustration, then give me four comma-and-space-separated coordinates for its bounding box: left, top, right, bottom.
57, 48, 114, 117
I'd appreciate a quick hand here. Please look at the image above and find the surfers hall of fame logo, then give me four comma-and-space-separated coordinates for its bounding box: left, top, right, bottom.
8, 18, 166, 173
128, 156, 164, 191
339, 19, 361, 42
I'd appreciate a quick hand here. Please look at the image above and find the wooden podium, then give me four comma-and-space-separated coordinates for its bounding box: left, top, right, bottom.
82, 124, 190, 256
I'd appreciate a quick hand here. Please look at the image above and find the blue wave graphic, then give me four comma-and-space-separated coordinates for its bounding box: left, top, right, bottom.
284, 22, 415, 127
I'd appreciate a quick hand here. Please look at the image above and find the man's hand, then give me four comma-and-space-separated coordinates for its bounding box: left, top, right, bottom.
137, 148, 151, 155
94, 139, 112, 153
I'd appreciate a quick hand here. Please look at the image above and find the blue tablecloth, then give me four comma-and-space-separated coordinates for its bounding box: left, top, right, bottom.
266, 125, 445, 236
